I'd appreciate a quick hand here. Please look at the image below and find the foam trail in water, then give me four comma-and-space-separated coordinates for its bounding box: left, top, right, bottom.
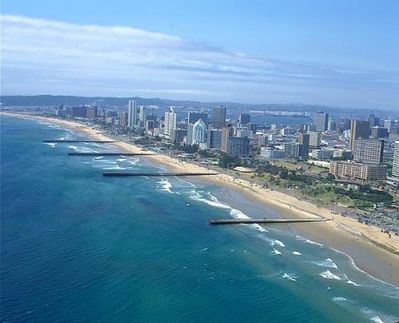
45, 143, 57, 148
271, 240, 285, 248
346, 280, 361, 287
332, 297, 347, 302
282, 273, 297, 282
292, 251, 302, 256
103, 166, 128, 170
312, 258, 338, 269
296, 235, 324, 247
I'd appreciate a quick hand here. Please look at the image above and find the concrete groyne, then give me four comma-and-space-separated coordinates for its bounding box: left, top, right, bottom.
209, 218, 330, 225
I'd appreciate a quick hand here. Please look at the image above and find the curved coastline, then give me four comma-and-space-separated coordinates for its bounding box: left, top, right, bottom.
2, 112, 398, 286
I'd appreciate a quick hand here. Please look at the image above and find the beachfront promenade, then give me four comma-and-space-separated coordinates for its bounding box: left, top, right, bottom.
103, 172, 219, 177
43, 139, 116, 143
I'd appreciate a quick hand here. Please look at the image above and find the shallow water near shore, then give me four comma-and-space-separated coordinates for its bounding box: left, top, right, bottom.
1, 115, 399, 322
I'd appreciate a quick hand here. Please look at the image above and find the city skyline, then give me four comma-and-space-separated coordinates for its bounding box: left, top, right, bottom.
1, 0, 399, 110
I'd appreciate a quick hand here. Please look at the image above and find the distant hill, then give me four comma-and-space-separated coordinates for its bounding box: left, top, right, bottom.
0, 95, 393, 118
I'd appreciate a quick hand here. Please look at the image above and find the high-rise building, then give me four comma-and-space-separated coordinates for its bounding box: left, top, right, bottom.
138, 106, 147, 126
313, 112, 329, 131
191, 119, 207, 145
384, 119, 392, 131
353, 139, 384, 164
370, 127, 388, 139
350, 120, 370, 151
327, 119, 336, 131
170, 128, 187, 145
299, 133, 310, 159
238, 113, 251, 125
284, 142, 300, 159
188, 112, 208, 125
164, 107, 177, 137
119, 111, 128, 128
228, 137, 250, 157
221, 126, 234, 153
309, 131, 321, 147
72, 106, 88, 118
86, 106, 97, 119
211, 106, 226, 129
207, 129, 223, 150
368, 114, 380, 127
342, 118, 351, 131
393, 141, 399, 177
236, 127, 250, 138
144, 115, 157, 131
128, 100, 138, 128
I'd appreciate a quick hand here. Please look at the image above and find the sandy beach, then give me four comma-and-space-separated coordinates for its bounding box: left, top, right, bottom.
2, 112, 399, 285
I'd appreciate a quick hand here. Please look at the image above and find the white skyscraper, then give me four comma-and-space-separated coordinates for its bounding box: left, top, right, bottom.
191, 119, 206, 145
128, 100, 138, 128
164, 107, 177, 137
393, 141, 399, 177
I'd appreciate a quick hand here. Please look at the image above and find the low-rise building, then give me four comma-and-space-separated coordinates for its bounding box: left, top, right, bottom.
260, 147, 286, 159
330, 161, 386, 181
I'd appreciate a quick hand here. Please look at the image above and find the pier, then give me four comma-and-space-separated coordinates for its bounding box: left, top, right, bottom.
68, 152, 155, 156
209, 218, 330, 225
43, 140, 116, 143
103, 172, 218, 177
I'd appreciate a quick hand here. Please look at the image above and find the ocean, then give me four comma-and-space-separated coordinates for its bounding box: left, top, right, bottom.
1, 115, 398, 323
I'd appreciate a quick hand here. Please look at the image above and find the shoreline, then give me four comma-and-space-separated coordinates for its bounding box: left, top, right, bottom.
2, 112, 399, 285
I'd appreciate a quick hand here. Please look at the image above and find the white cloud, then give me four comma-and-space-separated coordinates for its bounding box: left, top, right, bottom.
1, 15, 398, 108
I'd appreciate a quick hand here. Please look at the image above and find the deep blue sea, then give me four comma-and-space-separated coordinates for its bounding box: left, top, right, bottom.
1, 115, 398, 323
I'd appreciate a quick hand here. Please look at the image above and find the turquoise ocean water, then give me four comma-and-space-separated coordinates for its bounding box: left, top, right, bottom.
1, 115, 398, 322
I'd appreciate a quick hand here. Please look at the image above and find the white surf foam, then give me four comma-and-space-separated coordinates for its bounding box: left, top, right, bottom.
320, 270, 341, 280
312, 258, 338, 269
189, 191, 268, 233
330, 247, 399, 291
292, 251, 302, 256
103, 166, 128, 170
271, 240, 285, 248
159, 179, 173, 193
282, 273, 297, 282
370, 317, 384, 323
127, 159, 139, 166
271, 248, 282, 256
304, 239, 324, 247
93, 156, 103, 160
189, 192, 231, 209
229, 209, 267, 232
332, 296, 347, 302
45, 143, 57, 147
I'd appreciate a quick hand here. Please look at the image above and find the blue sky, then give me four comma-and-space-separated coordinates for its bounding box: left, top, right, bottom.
1, 0, 399, 109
